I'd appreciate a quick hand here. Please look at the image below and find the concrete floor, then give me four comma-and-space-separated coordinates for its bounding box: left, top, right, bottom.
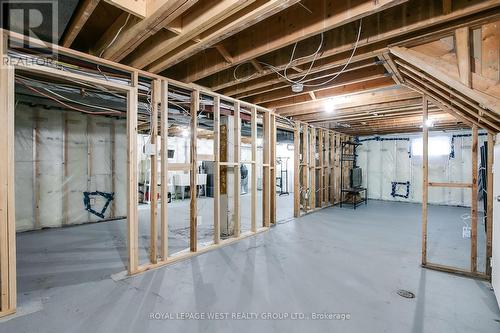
137, 191, 294, 261
2, 200, 499, 332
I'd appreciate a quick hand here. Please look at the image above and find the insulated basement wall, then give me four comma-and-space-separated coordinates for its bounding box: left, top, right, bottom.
15, 104, 127, 232
356, 130, 486, 207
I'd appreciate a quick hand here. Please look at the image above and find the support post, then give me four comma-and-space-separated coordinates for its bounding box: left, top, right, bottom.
330, 132, 335, 206
214, 96, 221, 243
251, 107, 257, 231
190, 90, 199, 252
149, 80, 160, 264
318, 129, 324, 207
110, 120, 116, 217
422, 95, 429, 266
0, 32, 16, 316
127, 72, 139, 275
234, 102, 241, 237
270, 113, 276, 224
471, 125, 478, 272
63, 113, 69, 225
301, 124, 308, 213
309, 128, 316, 209
293, 122, 300, 217
324, 131, 330, 205
33, 111, 40, 229
160, 80, 169, 260
263, 111, 271, 227
455, 27, 472, 87
486, 133, 494, 276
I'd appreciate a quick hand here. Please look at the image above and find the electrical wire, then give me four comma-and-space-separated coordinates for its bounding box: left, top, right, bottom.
232, 19, 363, 88
16, 75, 126, 113
97, 13, 132, 81
17, 79, 123, 116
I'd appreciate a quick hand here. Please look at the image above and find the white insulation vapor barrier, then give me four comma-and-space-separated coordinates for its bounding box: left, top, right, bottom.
356, 130, 486, 208
15, 104, 127, 232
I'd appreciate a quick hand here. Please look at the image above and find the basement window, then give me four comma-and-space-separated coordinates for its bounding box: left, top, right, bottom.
412, 136, 451, 156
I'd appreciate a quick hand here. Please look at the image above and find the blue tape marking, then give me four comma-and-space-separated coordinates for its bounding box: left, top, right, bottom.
83, 191, 114, 219
391, 181, 410, 199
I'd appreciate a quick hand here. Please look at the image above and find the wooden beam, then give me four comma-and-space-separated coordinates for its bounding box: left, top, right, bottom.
422, 95, 429, 266
104, 0, 146, 18
168, 0, 500, 84
401, 68, 499, 132
398, 62, 500, 129
455, 27, 472, 87
231, 58, 377, 100
61, 0, 100, 47
159, 0, 408, 79
442, 0, 452, 15
215, 44, 234, 64
246, 66, 386, 104
262, 77, 395, 109
423, 262, 489, 280
190, 89, 199, 252
481, 22, 500, 81
390, 46, 500, 114
471, 125, 478, 272
278, 86, 419, 116
250, 59, 264, 73
100, 0, 198, 62
128, 0, 254, 69
146, 0, 300, 72
160, 80, 169, 260
428, 182, 472, 188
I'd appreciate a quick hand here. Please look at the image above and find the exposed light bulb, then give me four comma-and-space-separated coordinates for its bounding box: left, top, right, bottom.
324, 98, 336, 113
425, 119, 434, 127
182, 128, 190, 137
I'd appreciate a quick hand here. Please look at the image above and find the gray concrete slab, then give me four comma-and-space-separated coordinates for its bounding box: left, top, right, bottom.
2, 200, 499, 332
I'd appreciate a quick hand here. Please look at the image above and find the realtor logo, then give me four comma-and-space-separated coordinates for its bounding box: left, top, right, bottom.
0, 0, 58, 56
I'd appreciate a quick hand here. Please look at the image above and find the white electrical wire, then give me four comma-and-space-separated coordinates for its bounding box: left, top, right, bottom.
232, 19, 362, 88
97, 14, 132, 81
265, 19, 363, 87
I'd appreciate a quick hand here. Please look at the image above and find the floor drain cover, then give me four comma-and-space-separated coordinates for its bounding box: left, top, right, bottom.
397, 289, 415, 299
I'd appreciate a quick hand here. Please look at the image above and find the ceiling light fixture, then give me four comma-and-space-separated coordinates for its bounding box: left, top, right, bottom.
291, 83, 304, 93
425, 119, 434, 128
324, 98, 336, 113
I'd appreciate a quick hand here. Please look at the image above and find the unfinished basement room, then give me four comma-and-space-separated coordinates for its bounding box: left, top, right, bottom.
0, 0, 500, 332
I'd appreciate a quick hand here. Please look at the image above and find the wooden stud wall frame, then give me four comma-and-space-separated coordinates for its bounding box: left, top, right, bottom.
0, 32, 16, 318
420, 95, 490, 280
296, 122, 346, 216
0, 29, 278, 318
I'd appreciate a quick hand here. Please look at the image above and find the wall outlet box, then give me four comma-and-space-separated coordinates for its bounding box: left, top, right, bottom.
462, 226, 471, 239
143, 143, 157, 156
